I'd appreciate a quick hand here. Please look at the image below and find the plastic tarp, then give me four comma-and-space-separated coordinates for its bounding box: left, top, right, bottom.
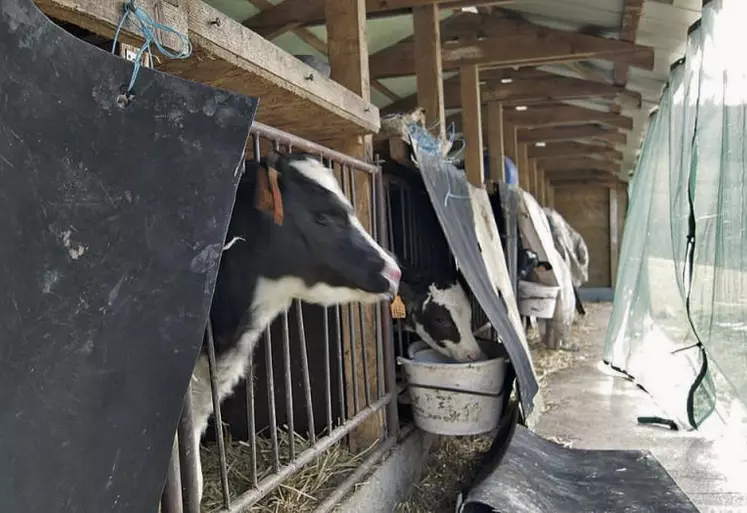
604, 0, 747, 429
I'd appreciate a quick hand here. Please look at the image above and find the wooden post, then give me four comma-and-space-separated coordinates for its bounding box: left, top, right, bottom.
486, 101, 505, 182
537, 168, 546, 205
517, 143, 530, 191
325, 0, 379, 451
460, 64, 484, 187
547, 183, 555, 208
413, 4, 445, 139
503, 121, 518, 181
609, 186, 619, 288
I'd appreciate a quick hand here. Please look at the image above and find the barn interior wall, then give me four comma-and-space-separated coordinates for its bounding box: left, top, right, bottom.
553, 185, 612, 288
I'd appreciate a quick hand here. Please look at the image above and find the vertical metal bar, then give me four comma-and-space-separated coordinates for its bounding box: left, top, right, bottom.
375, 166, 400, 441
399, 187, 408, 262
349, 169, 372, 408
385, 185, 394, 260
281, 310, 296, 461
406, 190, 416, 265
245, 353, 258, 488
347, 291, 361, 414
264, 327, 280, 471
252, 134, 260, 161
323, 306, 333, 434
371, 169, 385, 402
334, 305, 346, 421
177, 393, 200, 513
205, 322, 231, 509
295, 299, 317, 443
161, 443, 184, 513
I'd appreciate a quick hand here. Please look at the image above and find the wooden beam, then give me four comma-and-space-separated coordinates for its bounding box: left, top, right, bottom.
504, 103, 633, 131
326, 0, 370, 102
243, 0, 516, 38
528, 141, 624, 161
546, 169, 620, 182
503, 121, 518, 170
614, 0, 644, 86
517, 143, 530, 190
518, 125, 627, 146
413, 4, 445, 139
486, 101, 505, 182
369, 13, 655, 78
542, 157, 621, 174
460, 65, 484, 186
547, 183, 555, 208
382, 69, 642, 114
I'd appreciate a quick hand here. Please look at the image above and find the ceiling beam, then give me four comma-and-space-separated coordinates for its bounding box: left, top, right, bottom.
243, 0, 516, 39
541, 156, 621, 174
614, 0, 645, 86
518, 125, 628, 146
529, 141, 624, 161
369, 13, 655, 78
503, 103, 634, 131
382, 69, 641, 113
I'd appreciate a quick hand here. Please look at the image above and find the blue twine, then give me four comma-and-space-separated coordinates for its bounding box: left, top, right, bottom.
111, 0, 192, 94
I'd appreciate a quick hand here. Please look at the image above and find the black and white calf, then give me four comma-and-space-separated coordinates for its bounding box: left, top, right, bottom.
397, 266, 486, 363
188, 151, 401, 500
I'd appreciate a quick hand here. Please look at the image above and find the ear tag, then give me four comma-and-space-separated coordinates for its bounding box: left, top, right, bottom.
390, 295, 407, 319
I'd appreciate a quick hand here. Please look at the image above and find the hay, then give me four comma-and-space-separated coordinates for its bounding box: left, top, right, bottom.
394, 435, 493, 513
200, 426, 376, 513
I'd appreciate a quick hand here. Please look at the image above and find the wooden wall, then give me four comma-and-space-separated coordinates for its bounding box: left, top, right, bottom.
554, 184, 619, 288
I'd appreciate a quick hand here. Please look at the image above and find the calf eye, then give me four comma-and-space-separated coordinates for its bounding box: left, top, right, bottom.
315, 213, 331, 226
435, 316, 447, 324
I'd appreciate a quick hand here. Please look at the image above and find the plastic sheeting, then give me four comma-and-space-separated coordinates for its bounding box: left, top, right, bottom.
604, 0, 747, 429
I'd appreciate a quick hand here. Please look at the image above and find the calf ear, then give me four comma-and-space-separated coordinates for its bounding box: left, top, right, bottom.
255, 161, 284, 225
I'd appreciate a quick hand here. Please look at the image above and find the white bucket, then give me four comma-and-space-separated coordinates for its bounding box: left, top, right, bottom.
517, 280, 560, 319
398, 341, 509, 436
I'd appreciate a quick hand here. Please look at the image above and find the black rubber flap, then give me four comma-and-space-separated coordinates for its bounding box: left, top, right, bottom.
460, 425, 700, 513
411, 149, 539, 416
0, 1, 258, 512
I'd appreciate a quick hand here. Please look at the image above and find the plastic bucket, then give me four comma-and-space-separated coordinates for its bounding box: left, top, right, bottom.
398, 341, 508, 436
517, 280, 560, 318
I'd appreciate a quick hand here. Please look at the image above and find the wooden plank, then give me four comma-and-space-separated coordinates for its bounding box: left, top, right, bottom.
504, 104, 633, 131
609, 186, 619, 287
460, 65, 484, 186
614, 0, 645, 86
35, 0, 381, 143
413, 4, 445, 139
369, 13, 655, 78
542, 157, 621, 174
486, 101, 505, 182
529, 141, 623, 161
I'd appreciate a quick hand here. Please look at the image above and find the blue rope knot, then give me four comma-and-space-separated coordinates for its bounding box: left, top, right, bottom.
111, 0, 192, 94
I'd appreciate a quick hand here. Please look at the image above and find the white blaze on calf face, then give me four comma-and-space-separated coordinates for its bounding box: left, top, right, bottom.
410, 282, 486, 363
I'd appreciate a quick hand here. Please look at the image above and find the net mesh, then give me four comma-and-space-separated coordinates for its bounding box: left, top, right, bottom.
604, 0, 747, 430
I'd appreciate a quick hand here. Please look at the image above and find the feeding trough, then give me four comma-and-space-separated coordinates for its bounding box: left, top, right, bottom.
517, 280, 560, 319
398, 341, 509, 436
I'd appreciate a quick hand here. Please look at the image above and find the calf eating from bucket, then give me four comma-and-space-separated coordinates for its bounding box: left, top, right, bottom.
188, 151, 401, 502
397, 266, 486, 363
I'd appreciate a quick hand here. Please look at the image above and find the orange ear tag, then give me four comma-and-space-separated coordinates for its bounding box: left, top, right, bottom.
390, 295, 407, 319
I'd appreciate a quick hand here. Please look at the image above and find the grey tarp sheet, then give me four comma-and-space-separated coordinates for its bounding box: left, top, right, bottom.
412, 149, 539, 416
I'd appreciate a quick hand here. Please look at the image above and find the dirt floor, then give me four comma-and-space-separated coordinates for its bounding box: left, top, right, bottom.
393, 304, 604, 513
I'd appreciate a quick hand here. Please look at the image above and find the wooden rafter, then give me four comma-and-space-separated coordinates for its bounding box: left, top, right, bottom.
541, 156, 621, 174
518, 125, 628, 146
243, 0, 515, 39
503, 103, 633, 130
529, 141, 624, 161
369, 12, 654, 78
614, 0, 645, 86
382, 69, 641, 114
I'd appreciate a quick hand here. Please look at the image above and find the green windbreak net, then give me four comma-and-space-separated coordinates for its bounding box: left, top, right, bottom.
604, 0, 747, 430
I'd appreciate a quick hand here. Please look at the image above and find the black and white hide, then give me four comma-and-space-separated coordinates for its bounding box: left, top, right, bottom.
398, 266, 486, 363
188, 151, 401, 501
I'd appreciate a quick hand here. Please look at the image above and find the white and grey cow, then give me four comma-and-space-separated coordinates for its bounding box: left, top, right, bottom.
188, 151, 401, 503
397, 266, 486, 363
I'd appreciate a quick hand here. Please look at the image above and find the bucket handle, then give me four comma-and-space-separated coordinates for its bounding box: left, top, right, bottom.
402, 381, 504, 398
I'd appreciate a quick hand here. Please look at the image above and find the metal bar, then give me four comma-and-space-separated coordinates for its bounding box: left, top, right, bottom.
375, 168, 400, 442
399, 187, 408, 262
323, 306, 333, 434
223, 395, 392, 512
348, 302, 361, 414
205, 322, 231, 509
245, 353, 258, 488
264, 327, 281, 471
249, 122, 378, 174
281, 310, 296, 461
371, 170, 384, 402
311, 425, 415, 513
161, 441, 184, 513
295, 299, 317, 443
177, 393, 201, 513
334, 305, 346, 422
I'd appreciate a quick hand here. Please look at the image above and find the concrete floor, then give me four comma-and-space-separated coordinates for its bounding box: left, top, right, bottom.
534, 303, 747, 513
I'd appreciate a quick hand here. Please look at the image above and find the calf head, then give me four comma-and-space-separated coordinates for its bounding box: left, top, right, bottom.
398, 266, 486, 362
517, 248, 552, 281
243, 151, 401, 306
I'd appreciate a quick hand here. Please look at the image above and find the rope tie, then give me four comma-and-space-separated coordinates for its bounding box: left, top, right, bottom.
111, 0, 192, 97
